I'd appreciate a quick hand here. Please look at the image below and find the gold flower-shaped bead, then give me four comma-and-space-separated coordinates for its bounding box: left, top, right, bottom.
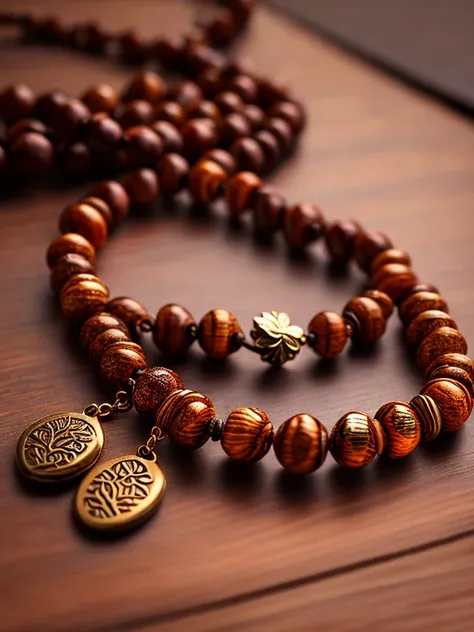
251, 311, 306, 366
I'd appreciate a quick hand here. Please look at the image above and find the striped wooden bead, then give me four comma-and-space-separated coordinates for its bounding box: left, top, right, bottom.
425, 353, 474, 399
370, 248, 411, 274
153, 304, 196, 356
398, 291, 449, 325
420, 378, 473, 432
273, 414, 328, 474
360, 289, 394, 320
221, 407, 274, 462
409, 394, 442, 441
198, 309, 243, 359
417, 327, 468, 371
329, 411, 378, 468
371, 263, 418, 303
405, 310, 457, 349
80, 312, 129, 349
89, 328, 131, 363
60, 273, 109, 323
343, 296, 386, 345
374, 401, 420, 458
156, 389, 215, 449
188, 159, 227, 204
99, 341, 146, 384
307, 311, 349, 359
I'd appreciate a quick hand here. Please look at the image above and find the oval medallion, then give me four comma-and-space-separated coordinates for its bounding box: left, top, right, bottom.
16, 412, 104, 483
75, 455, 166, 531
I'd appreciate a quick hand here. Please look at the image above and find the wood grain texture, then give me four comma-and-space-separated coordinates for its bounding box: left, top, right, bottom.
1, 1, 474, 631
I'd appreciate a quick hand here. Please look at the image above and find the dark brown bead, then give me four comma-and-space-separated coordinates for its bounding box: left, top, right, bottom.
89, 328, 131, 363
189, 100, 221, 122
426, 365, 474, 399
360, 290, 394, 320
81, 84, 118, 114
206, 12, 238, 47
214, 91, 244, 114
133, 367, 183, 416
6, 118, 47, 144
268, 101, 306, 134
0, 84, 35, 124
80, 312, 129, 349
227, 74, 258, 103
196, 68, 224, 99
374, 401, 420, 458
230, 137, 265, 173
354, 230, 393, 272
153, 304, 196, 356
198, 308, 243, 358
284, 203, 325, 249
86, 180, 130, 227
188, 159, 227, 203
406, 310, 457, 349
123, 125, 163, 166
409, 394, 442, 441
118, 30, 148, 64
257, 78, 290, 107
46, 233, 95, 268
34, 90, 67, 124
50, 98, 90, 143
273, 414, 328, 474
60, 273, 109, 322
396, 283, 440, 306
417, 327, 468, 371
10, 132, 54, 174
121, 168, 160, 208
156, 153, 190, 194
252, 186, 286, 234
221, 407, 273, 462
152, 37, 181, 71
329, 411, 378, 468
420, 378, 473, 432
181, 118, 218, 160
118, 100, 154, 129
343, 296, 386, 345
84, 113, 122, 153
100, 341, 147, 384
307, 311, 349, 359
167, 81, 202, 113
371, 263, 419, 302
398, 291, 449, 325
242, 104, 265, 131
150, 120, 183, 154
225, 171, 262, 214
122, 71, 165, 104
370, 249, 411, 274
265, 117, 293, 152
324, 219, 361, 263
81, 197, 113, 228
154, 101, 187, 128
254, 129, 280, 170
425, 353, 474, 391
107, 296, 153, 331
58, 142, 92, 174
202, 148, 236, 175
50, 253, 95, 294
59, 203, 108, 248
219, 112, 251, 146
156, 389, 215, 449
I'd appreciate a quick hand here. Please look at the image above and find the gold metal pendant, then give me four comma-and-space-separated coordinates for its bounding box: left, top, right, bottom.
244, 311, 307, 366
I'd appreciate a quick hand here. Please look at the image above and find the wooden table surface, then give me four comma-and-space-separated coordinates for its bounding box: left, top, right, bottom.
1, 2, 474, 631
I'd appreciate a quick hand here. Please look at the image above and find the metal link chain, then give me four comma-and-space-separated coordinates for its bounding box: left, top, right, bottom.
137, 426, 166, 461
82, 389, 133, 420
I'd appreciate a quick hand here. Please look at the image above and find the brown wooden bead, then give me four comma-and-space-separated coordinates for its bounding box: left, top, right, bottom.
123, 125, 163, 166
371, 418, 388, 454
118, 100, 154, 129
329, 411, 378, 468
122, 71, 165, 104
221, 407, 273, 462
225, 171, 262, 214
81, 84, 118, 114
283, 203, 325, 249
398, 291, 449, 325
396, 283, 441, 307
307, 311, 348, 359
198, 309, 243, 359
6, 118, 47, 144
417, 326, 468, 371
425, 353, 474, 391
107, 296, 153, 331
409, 394, 442, 441
273, 414, 328, 474
156, 153, 190, 194
60, 274, 109, 323
182, 118, 218, 161
89, 328, 131, 363
252, 186, 286, 234
214, 91, 244, 114
133, 367, 183, 416
46, 233, 95, 268
227, 74, 258, 103
151, 121, 183, 154
10, 132, 54, 174
50, 253, 95, 293
34, 90, 67, 123
121, 168, 160, 208
188, 159, 227, 203
50, 97, 90, 143
154, 101, 187, 128
157, 389, 215, 449
242, 104, 265, 131
354, 230, 393, 272
86, 180, 130, 227
118, 29, 148, 64
254, 130, 280, 171
360, 290, 394, 320
343, 296, 386, 345
81, 197, 114, 228
58, 203, 108, 249
230, 137, 265, 173
372, 264, 418, 302
420, 378, 473, 432
206, 11, 238, 46
80, 312, 129, 349
153, 304, 196, 356
374, 401, 420, 458
190, 100, 221, 122
167, 81, 202, 113
324, 219, 361, 263
202, 149, 236, 175
219, 113, 251, 146
406, 310, 457, 349
58, 142, 92, 175
100, 341, 147, 384
265, 117, 293, 152
268, 101, 306, 134
0, 84, 35, 124
370, 249, 411, 274
425, 365, 474, 399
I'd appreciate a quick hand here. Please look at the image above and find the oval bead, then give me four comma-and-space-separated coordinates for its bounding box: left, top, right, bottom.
221, 407, 274, 462
405, 310, 457, 349
371, 263, 418, 302
416, 327, 468, 371
60, 274, 109, 323
420, 378, 473, 432
156, 389, 215, 449
50, 253, 95, 293
46, 232, 95, 268
273, 414, 328, 474
329, 411, 378, 468
343, 296, 386, 345
409, 394, 442, 441
374, 401, 420, 458
198, 309, 243, 359
59, 203, 108, 249
133, 367, 183, 416
398, 291, 449, 325
370, 248, 411, 274
107, 296, 153, 332
153, 304, 196, 356
89, 328, 131, 363
80, 312, 129, 349
100, 341, 147, 384
360, 289, 394, 320
425, 353, 474, 394
307, 311, 348, 359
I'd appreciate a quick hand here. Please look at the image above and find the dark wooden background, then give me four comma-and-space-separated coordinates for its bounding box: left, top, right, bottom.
1, 2, 474, 631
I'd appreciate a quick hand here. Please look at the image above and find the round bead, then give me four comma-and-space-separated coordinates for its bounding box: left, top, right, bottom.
273, 414, 328, 474
268, 101, 306, 134
167, 81, 202, 113
214, 91, 244, 114
81, 197, 113, 228
46, 233, 95, 268
89, 328, 131, 363
371, 263, 418, 302
6, 118, 47, 144
58, 142, 92, 174
360, 290, 394, 320
225, 171, 262, 214
227, 74, 258, 103
343, 296, 386, 345
181, 118, 218, 161
153, 304, 196, 356
265, 117, 293, 152
409, 394, 443, 441
374, 401, 420, 458
254, 130, 280, 170
50, 253, 95, 293
420, 378, 473, 432
329, 411, 379, 468
34, 90, 67, 123
406, 310, 457, 349
206, 12, 238, 46
118, 100, 154, 129
354, 231, 393, 272
86, 181, 130, 227
371, 249, 412, 274
398, 291, 449, 325
252, 186, 286, 234
198, 309, 243, 359
230, 137, 265, 173
123, 125, 163, 166
60, 274, 109, 323
100, 341, 147, 384
122, 71, 165, 104
121, 168, 160, 208
425, 353, 474, 396
324, 220, 361, 263
188, 159, 227, 203
107, 296, 153, 331
133, 367, 183, 416
156, 153, 190, 194
242, 104, 265, 131
50, 97, 90, 143
154, 101, 187, 127
219, 113, 251, 146
58, 203, 108, 249
80, 312, 129, 349
151, 121, 183, 154
307, 311, 348, 359
416, 327, 468, 371
10, 132, 54, 174
157, 389, 215, 449
202, 149, 236, 175
190, 100, 221, 121
0, 84, 35, 123
283, 203, 325, 249
81, 84, 118, 114
221, 407, 273, 462
84, 113, 122, 153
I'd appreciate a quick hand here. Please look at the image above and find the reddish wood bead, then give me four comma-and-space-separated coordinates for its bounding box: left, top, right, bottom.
118, 30, 148, 64
230, 137, 265, 173
81, 197, 113, 228
273, 414, 328, 474
420, 378, 473, 432
227, 74, 258, 102
398, 291, 449, 325
425, 353, 474, 391
343, 296, 386, 345
34, 90, 67, 123
50, 253, 95, 293
181, 118, 218, 160
150, 120, 183, 154
409, 394, 442, 441
252, 186, 286, 234
107, 296, 153, 331
189, 159, 227, 203
46, 233, 95, 268
190, 100, 221, 122
265, 117, 293, 152
198, 309, 243, 358
89, 328, 131, 363
80, 312, 129, 349
122, 71, 165, 104
360, 290, 394, 320
214, 91, 244, 114
167, 81, 202, 113
121, 168, 160, 208
59, 203, 108, 249
354, 230, 393, 272
219, 113, 251, 147
100, 341, 147, 384
58, 142, 92, 174
50, 97, 90, 143
206, 11, 238, 46
156, 153, 190, 194
81, 84, 118, 114
0, 84, 35, 123
202, 149, 236, 175
221, 407, 273, 462
307, 311, 349, 359
225, 171, 262, 214
84, 113, 122, 153
242, 104, 265, 131
6, 118, 47, 144
371, 263, 419, 302
374, 401, 420, 458
86, 180, 130, 227
254, 129, 281, 170
157, 389, 215, 449
10, 132, 54, 174
268, 101, 306, 134
283, 203, 325, 249
123, 125, 163, 166
118, 100, 154, 129
60, 274, 109, 322
153, 304, 196, 356
406, 310, 457, 349
154, 101, 187, 127
329, 411, 379, 468
133, 367, 183, 416
324, 219, 361, 263
417, 327, 468, 371
370, 249, 411, 274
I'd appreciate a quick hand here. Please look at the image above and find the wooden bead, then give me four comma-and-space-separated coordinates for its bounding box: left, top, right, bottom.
254, 130, 281, 171
86, 180, 130, 227
324, 219, 361, 263
374, 401, 420, 458
219, 113, 251, 146
227, 74, 258, 103
354, 230, 393, 272
154, 101, 187, 127
153, 304, 196, 356
307, 311, 348, 359
268, 101, 306, 134
34, 90, 67, 123
46, 233, 95, 268
425, 353, 474, 392
156, 153, 190, 194
198, 309, 243, 359
252, 186, 286, 234
225, 171, 262, 214
121, 168, 160, 208
6, 118, 47, 144
0, 84, 35, 123
151, 121, 183, 154
360, 290, 394, 320
188, 159, 227, 203
214, 91, 244, 114
283, 203, 325, 249
123, 125, 163, 166
417, 327, 468, 371
80, 312, 129, 349
343, 296, 386, 345
167, 81, 202, 113
118, 99, 154, 129
398, 291, 449, 325
100, 341, 147, 384
425, 365, 474, 399
329, 411, 378, 468
265, 117, 293, 152
273, 414, 328, 474
133, 367, 183, 416
242, 104, 265, 131
50, 97, 90, 143
230, 137, 265, 173
59, 203, 108, 249
221, 407, 273, 462
181, 118, 218, 161
50, 253, 95, 293
81, 197, 114, 228
420, 378, 473, 432
81, 84, 118, 114
405, 310, 457, 349
122, 71, 165, 104
206, 12, 238, 46
89, 328, 131, 363
371, 263, 418, 302
60, 274, 109, 323
409, 394, 442, 441
202, 149, 236, 175
396, 283, 440, 307
10, 132, 54, 174
370, 249, 411, 274
58, 142, 92, 175
107, 296, 153, 331
157, 389, 215, 449
190, 99, 221, 122
371, 418, 388, 454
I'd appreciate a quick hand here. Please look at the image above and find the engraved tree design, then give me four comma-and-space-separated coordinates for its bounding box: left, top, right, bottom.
83, 459, 154, 519
24, 416, 96, 471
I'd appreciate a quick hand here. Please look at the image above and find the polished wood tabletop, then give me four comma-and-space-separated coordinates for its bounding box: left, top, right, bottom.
1, 2, 473, 631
